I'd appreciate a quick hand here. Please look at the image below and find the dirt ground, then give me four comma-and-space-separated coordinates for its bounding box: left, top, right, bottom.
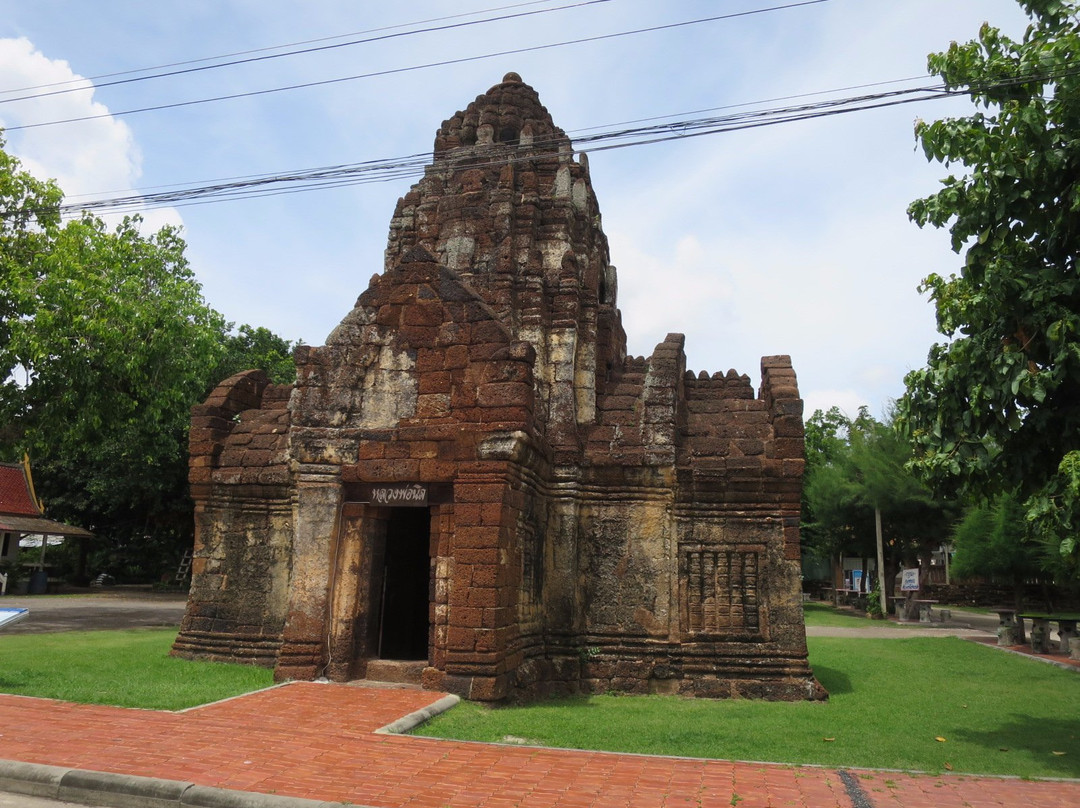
0, 590, 187, 633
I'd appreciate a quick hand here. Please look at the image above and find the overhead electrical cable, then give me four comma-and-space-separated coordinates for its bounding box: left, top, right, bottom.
0, 0, 616, 105
0, 0, 584, 95
50, 64, 1078, 219
565, 74, 930, 134
58, 73, 925, 202
1, 0, 830, 132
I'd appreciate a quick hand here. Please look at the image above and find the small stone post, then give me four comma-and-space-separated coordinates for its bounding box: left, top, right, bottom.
996, 611, 1018, 646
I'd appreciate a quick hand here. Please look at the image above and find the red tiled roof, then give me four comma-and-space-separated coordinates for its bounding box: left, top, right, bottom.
0, 463, 41, 517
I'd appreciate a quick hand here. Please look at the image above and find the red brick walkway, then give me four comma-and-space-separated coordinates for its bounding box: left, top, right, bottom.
1, 682, 1077, 807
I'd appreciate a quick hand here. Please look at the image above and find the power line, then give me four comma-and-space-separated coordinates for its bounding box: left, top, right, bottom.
0, 0, 614, 105
1, 1, 830, 133
59, 73, 927, 203
568, 75, 930, 134
54, 65, 1077, 219
0, 0, 577, 95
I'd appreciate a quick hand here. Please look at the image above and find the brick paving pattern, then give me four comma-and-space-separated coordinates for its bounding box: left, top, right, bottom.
0, 682, 1077, 807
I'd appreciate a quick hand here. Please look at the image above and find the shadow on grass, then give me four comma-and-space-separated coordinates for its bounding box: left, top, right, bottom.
486, 694, 596, 712
810, 664, 852, 695
952, 715, 1080, 779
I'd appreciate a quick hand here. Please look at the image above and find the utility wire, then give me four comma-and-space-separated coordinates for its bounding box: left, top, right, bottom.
0, 0, 615, 105
1, 1, 830, 133
566, 74, 929, 135
54, 64, 1078, 219
58, 74, 926, 202
0, 0, 578, 95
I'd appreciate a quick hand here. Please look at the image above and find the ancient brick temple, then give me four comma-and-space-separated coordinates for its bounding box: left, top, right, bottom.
173, 73, 821, 702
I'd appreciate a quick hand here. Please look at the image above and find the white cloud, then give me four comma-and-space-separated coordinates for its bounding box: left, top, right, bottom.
612, 233, 735, 361
0, 37, 181, 232
603, 148, 949, 421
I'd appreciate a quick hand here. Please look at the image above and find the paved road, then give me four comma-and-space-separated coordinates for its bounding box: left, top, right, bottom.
804, 607, 1078, 643
942, 607, 1004, 633
806, 624, 993, 637
0, 592, 187, 633
805, 608, 1000, 638
2, 594, 1003, 637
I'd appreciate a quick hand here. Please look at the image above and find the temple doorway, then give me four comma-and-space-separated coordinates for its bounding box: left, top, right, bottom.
376, 507, 431, 661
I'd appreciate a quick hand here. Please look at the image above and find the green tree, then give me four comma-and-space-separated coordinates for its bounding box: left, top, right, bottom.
951, 492, 1043, 627
5, 214, 227, 463
212, 324, 297, 387
804, 407, 957, 605
803, 407, 877, 562
898, 1, 1080, 567
0, 144, 62, 428
1, 137, 296, 582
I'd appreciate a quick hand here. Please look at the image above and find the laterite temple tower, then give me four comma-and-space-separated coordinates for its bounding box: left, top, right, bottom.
173, 73, 821, 702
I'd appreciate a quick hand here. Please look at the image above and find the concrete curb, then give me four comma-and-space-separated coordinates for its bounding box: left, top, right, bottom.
0, 759, 362, 808
58, 768, 190, 808
0, 760, 67, 798
374, 693, 461, 734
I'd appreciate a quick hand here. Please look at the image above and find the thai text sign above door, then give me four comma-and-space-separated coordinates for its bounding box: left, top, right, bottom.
366, 483, 428, 507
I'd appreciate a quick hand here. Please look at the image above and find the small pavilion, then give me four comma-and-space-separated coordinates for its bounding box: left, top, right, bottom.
0, 457, 93, 593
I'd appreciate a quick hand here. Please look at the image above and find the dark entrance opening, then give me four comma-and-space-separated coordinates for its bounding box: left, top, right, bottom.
377, 507, 431, 660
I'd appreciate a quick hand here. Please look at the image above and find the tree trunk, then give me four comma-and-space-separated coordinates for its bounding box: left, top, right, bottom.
875, 507, 887, 615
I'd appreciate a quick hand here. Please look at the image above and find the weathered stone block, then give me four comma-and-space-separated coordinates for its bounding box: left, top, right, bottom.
446, 626, 477, 650
455, 483, 505, 503
415, 348, 445, 373
467, 587, 498, 608
362, 459, 420, 481
477, 382, 531, 407
418, 372, 452, 394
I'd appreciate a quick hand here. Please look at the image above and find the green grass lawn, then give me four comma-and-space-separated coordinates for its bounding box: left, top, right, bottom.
416, 637, 1080, 780
802, 600, 882, 627
0, 629, 274, 710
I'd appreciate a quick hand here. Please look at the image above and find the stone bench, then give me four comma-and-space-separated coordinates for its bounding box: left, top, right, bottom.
914, 598, 939, 623
1018, 612, 1080, 654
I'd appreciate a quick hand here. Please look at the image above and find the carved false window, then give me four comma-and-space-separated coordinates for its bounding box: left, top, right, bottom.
680, 546, 763, 639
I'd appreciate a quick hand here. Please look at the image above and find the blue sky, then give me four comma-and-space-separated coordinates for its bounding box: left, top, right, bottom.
0, 0, 1032, 421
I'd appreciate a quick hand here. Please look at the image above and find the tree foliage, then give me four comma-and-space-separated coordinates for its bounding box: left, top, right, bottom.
0, 146, 62, 419
803, 407, 956, 571
803, 407, 878, 559
0, 136, 296, 582
4, 214, 226, 465
950, 492, 1041, 633
212, 324, 297, 386
951, 493, 1041, 584
898, 1, 1080, 565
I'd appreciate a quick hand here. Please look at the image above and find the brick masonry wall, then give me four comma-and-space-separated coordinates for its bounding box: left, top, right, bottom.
174, 372, 293, 666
